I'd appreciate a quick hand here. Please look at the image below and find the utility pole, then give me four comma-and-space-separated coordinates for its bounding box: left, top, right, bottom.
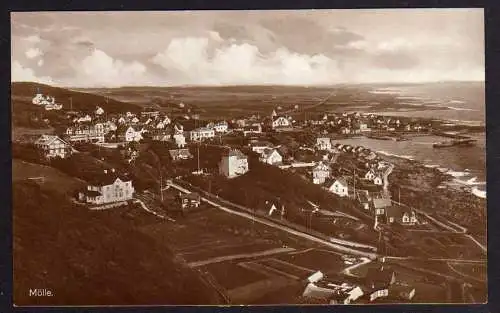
160, 169, 164, 202
197, 142, 200, 173
353, 167, 356, 199
398, 187, 401, 204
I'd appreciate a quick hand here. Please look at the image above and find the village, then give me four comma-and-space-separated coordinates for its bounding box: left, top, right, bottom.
12, 88, 487, 304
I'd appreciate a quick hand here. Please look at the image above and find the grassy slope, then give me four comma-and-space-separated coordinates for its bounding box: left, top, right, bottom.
11, 82, 143, 132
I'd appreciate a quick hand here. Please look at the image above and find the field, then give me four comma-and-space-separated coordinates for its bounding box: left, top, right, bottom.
136, 190, 353, 304
386, 230, 486, 260
12, 158, 86, 195
80, 84, 455, 121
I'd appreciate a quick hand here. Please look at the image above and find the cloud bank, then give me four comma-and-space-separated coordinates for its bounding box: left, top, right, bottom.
11, 10, 484, 87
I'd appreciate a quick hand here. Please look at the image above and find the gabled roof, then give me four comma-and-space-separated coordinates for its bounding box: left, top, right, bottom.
333, 177, 348, 187
181, 192, 201, 201
385, 204, 413, 218
356, 190, 371, 203
35, 135, 70, 147
313, 162, 330, 172
261, 148, 279, 158
227, 149, 247, 159
87, 172, 132, 186
83, 190, 102, 197
192, 127, 214, 133
169, 148, 193, 159
373, 198, 392, 209
316, 137, 331, 143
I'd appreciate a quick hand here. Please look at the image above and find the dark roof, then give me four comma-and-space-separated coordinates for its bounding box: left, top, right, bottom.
181, 192, 201, 201
227, 149, 247, 159
357, 190, 370, 203
87, 172, 131, 186
373, 198, 392, 209
169, 148, 193, 159
83, 190, 102, 197
385, 204, 413, 218
334, 177, 348, 186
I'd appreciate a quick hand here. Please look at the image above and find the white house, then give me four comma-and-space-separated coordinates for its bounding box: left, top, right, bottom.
259, 148, 283, 165
106, 121, 117, 132
65, 123, 106, 143
34, 135, 72, 159
251, 141, 274, 154
312, 162, 331, 185
243, 123, 262, 136
272, 116, 292, 129
131, 117, 140, 124
173, 123, 184, 134
329, 178, 349, 197
32, 93, 62, 110
32, 92, 46, 105
190, 127, 215, 141
120, 126, 142, 142
219, 149, 249, 179
213, 121, 229, 133
117, 117, 127, 124
95, 106, 105, 115
316, 137, 332, 151
365, 169, 376, 181
79, 170, 135, 205
162, 115, 171, 126
75, 114, 92, 123
173, 133, 187, 148
373, 176, 384, 186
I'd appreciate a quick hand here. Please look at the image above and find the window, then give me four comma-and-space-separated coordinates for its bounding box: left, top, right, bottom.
389, 217, 394, 223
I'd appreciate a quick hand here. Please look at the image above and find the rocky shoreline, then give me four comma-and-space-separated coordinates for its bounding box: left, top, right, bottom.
384, 154, 486, 236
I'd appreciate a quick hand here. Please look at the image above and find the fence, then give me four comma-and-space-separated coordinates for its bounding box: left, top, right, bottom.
88, 201, 128, 211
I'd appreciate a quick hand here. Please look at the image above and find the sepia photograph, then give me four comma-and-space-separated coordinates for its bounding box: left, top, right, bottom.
11, 9, 486, 306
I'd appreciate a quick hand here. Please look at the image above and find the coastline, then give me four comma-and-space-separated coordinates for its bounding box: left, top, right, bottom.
376, 144, 486, 199
381, 153, 486, 234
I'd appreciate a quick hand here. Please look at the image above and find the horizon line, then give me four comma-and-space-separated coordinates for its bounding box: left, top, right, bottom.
11, 79, 485, 89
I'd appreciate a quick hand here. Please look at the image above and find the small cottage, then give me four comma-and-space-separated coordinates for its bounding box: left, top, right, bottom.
219, 149, 249, 179
328, 178, 349, 197
259, 148, 283, 165
179, 192, 201, 210
169, 148, 193, 162
312, 162, 331, 185
34, 135, 72, 159
316, 137, 332, 151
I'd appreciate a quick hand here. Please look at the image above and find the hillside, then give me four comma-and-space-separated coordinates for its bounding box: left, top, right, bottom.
13, 180, 225, 305
11, 82, 142, 131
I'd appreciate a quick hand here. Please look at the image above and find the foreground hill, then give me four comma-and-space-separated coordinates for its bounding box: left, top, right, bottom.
13, 180, 224, 305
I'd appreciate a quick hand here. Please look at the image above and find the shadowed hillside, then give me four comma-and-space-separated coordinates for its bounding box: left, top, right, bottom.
13, 181, 225, 305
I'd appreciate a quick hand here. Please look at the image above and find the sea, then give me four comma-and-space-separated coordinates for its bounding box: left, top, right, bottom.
340, 82, 486, 199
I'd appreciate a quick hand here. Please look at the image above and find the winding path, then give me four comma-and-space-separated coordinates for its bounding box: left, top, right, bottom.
188, 247, 296, 268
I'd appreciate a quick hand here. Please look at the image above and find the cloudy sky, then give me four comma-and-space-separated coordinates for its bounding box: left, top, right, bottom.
11, 9, 484, 87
